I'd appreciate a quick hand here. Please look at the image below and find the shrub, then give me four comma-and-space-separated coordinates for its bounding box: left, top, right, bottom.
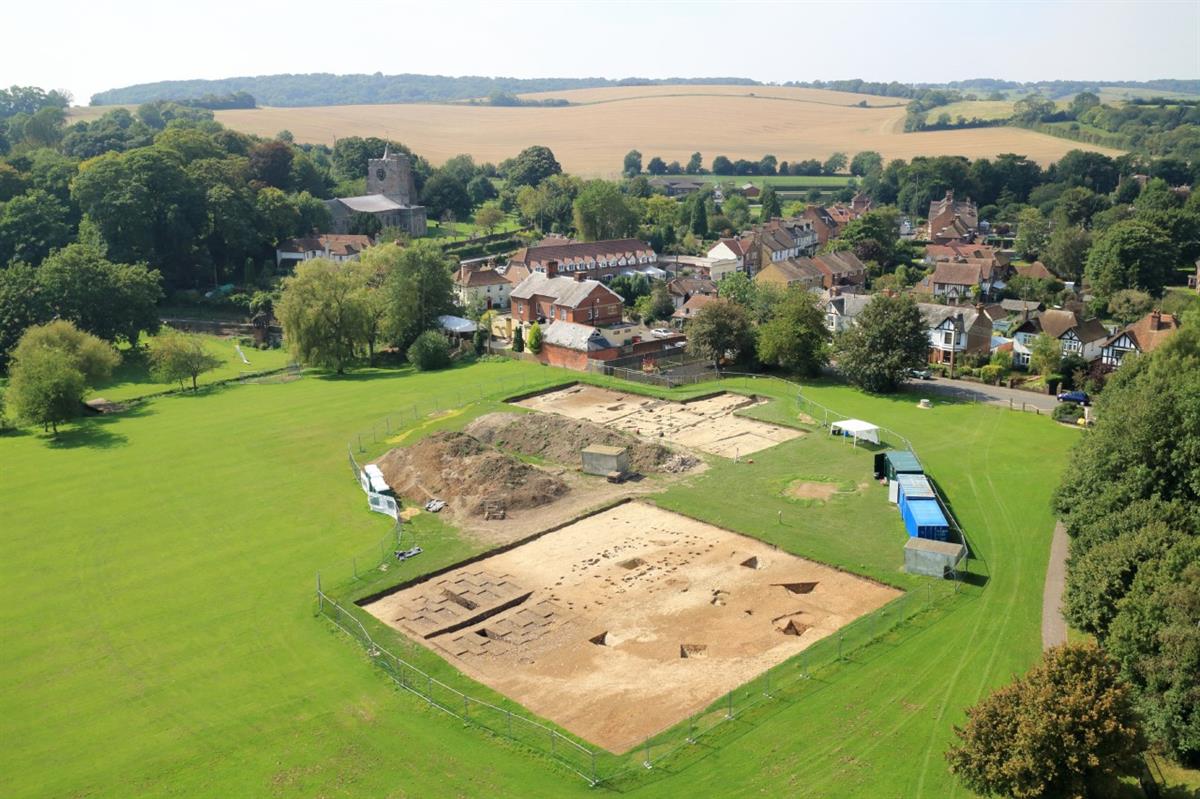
406, 330, 451, 371
527, 322, 543, 354
1053, 402, 1083, 424
979, 364, 1004, 384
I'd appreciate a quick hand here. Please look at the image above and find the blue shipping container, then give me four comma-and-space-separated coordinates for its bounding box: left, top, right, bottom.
897, 474, 936, 521
902, 498, 950, 541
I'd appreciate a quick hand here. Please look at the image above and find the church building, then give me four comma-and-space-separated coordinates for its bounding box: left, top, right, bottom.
325, 148, 428, 236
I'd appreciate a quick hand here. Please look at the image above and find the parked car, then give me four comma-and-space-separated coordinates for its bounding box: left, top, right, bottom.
650, 328, 674, 339
1056, 390, 1090, 405
909, 368, 932, 380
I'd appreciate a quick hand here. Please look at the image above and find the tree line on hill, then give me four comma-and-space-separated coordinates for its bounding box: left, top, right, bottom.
622, 149, 852, 178
89, 74, 759, 108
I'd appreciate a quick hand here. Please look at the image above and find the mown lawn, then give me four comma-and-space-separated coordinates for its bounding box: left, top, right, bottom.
1, 360, 1110, 797
87, 330, 294, 402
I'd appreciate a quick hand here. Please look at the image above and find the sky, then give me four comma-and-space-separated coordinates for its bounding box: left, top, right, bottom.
4, 0, 1198, 104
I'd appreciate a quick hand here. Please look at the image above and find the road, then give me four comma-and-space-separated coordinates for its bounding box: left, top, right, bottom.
905, 376, 1060, 412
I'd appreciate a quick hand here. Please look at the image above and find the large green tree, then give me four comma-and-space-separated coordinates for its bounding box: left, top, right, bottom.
382, 240, 454, 351
0, 189, 72, 265
758, 184, 782, 220
686, 298, 753, 368
276, 257, 373, 374
572, 180, 638, 241
1084, 218, 1177, 299
36, 244, 162, 345
946, 643, 1145, 799
0, 263, 50, 370
755, 288, 829, 376
834, 293, 928, 392
1042, 224, 1091, 282
1013, 207, 1049, 261
504, 145, 562, 187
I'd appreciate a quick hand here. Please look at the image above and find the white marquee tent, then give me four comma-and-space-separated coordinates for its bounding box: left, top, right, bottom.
829, 418, 880, 446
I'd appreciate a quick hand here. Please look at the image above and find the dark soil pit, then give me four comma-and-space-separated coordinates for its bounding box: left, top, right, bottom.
680, 644, 708, 658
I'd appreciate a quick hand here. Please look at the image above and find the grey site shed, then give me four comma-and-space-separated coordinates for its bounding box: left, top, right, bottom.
581, 445, 631, 478
904, 537, 966, 578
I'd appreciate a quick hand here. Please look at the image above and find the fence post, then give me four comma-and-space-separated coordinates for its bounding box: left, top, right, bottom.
316, 572, 322, 611
353, 557, 358, 579
726, 690, 734, 718
644, 739, 651, 769
427, 674, 432, 702
838, 634, 844, 661
591, 750, 597, 786
551, 730, 556, 756
507, 709, 513, 737
357, 433, 363, 453
464, 693, 469, 718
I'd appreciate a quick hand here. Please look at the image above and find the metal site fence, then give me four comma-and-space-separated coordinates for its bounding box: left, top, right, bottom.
316, 367, 975, 785
317, 578, 957, 787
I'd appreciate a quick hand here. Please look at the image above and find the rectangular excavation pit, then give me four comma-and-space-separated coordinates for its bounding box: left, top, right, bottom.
362, 502, 900, 753
514, 385, 802, 458
680, 643, 708, 658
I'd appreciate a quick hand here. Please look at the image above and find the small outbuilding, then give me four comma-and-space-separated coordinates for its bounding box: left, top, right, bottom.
874, 449, 923, 482
581, 445, 631, 481
829, 419, 880, 446
901, 498, 951, 541
904, 537, 966, 578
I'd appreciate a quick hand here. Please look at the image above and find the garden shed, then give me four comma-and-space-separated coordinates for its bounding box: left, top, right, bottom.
874, 449, 923, 482
904, 537, 966, 578
901, 498, 951, 541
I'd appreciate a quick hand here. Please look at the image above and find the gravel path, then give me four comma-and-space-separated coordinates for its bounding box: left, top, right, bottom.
1042, 521, 1069, 650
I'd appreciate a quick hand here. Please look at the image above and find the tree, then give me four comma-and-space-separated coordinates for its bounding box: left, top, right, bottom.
645, 156, 667, 175
466, 174, 498, 206
505, 145, 561, 187
9, 319, 120, 385
474, 202, 505, 235
36, 245, 163, 345
838, 208, 906, 269
755, 288, 829, 376
1106, 289, 1154, 325
1056, 150, 1120, 194
834, 294, 928, 392
1013, 207, 1049, 261
690, 198, 708, 237
1084, 219, 1177, 299
850, 151, 883, 177
572, 180, 638, 241
526, 322, 543, 354
421, 171, 472, 220
622, 150, 643, 177
711, 156, 733, 175
638, 282, 674, 323
685, 152, 703, 175
1043, 225, 1091, 282
759, 184, 781, 220
0, 263, 50, 371
686, 298, 753, 368
276, 258, 372, 374
406, 330, 451, 371
383, 240, 454, 351
0, 189, 72, 266
721, 194, 751, 229
758, 155, 777, 176
5, 348, 86, 434
149, 330, 222, 390
247, 140, 293, 188
946, 643, 1145, 799
822, 152, 848, 175
511, 324, 524, 353
1028, 332, 1062, 376
1013, 93, 1057, 123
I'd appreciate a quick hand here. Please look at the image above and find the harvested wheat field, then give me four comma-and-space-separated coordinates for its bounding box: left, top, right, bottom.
195, 84, 1122, 175
515, 385, 800, 458
362, 502, 901, 751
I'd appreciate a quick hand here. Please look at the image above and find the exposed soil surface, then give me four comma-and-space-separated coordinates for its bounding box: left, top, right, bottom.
465, 411, 699, 474
364, 502, 900, 752
785, 481, 843, 502
372, 431, 568, 517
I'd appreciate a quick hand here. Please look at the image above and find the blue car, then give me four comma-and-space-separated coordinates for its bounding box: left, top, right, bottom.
1057, 390, 1090, 406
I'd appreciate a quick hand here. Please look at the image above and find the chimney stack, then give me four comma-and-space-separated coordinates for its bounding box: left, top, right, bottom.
574, 272, 587, 282
544, 259, 558, 278
1150, 309, 1162, 330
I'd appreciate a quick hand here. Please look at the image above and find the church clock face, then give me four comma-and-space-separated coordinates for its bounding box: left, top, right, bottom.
375, 167, 386, 181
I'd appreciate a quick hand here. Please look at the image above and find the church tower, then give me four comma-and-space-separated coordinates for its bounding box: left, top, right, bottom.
366, 146, 416, 204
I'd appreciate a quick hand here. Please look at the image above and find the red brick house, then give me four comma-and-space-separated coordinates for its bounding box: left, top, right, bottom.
926, 190, 979, 243
509, 266, 624, 326
802, 205, 840, 246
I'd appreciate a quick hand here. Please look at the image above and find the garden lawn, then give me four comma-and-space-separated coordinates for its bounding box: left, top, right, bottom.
2, 362, 1081, 797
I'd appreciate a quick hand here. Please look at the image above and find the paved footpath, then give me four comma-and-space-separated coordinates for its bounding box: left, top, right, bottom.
1042, 521, 1069, 650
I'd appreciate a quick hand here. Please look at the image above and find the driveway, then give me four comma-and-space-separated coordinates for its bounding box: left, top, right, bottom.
905, 376, 1059, 412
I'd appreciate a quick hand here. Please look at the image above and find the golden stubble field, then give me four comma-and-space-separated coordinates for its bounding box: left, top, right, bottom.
73, 85, 1124, 175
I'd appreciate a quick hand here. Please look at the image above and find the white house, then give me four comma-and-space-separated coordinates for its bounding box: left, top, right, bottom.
275, 234, 373, 267
1011, 310, 1109, 367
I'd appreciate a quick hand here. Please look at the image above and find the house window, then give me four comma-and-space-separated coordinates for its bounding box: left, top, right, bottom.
942, 330, 956, 347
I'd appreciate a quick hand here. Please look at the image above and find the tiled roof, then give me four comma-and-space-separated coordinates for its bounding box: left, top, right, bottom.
457, 268, 511, 287
277, 234, 373, 256
672, 293, 717, 318
509, 273, 621, 309
1102, 311, 1181, 353
1013, 261, 1056, 281
333, 195, 407, 213
511, 238, 654, 267
931, 262, 984, 286
541, 321, 612, 351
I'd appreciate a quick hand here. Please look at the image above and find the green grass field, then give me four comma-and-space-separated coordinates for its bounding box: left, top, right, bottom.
934, 100, 1015, 121
87, 330, 294, 402
2, 360, 1150, 797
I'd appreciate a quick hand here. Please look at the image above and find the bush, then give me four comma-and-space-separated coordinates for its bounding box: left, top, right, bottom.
527, 322, 543, 354
980, 364, 1005, 384
1053, 402, 1084, 424
405, 330, 451, 371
